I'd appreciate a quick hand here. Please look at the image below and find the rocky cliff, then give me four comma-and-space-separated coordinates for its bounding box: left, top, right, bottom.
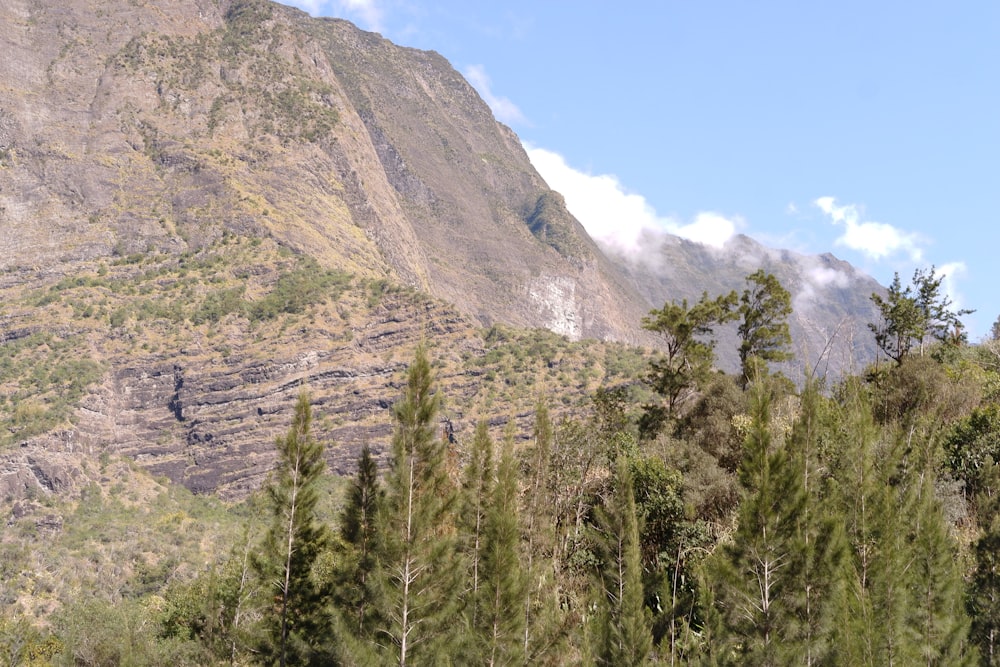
0, 0, 884, 500
0, 0, 649, 341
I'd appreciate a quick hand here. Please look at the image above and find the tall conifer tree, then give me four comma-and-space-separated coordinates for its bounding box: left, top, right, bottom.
703, 387, 810, 665
590, 457, 652, 666
255, 392, 331, 666
477, 431, 529, 666
523, 401, 556, 660
460, 420, 495, 630
786, 379, 851, 665
377, 346, 463, 666
330, 444, 385, 663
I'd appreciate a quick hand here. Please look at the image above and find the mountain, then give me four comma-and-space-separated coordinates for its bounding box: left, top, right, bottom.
0, 0, 884, 500
603, 231, 885, 378
0, 0, 648, 342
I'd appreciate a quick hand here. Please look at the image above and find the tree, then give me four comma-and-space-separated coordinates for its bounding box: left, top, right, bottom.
255, 392, 331, 667
523, 401, 556, 662
460, 420, 495, 631
590, 457, 652, 666
377, 346, 463, 666
330, 444, 385, 660
703, 386, 815, 665
870, 266, 974, 365
642, 291, 739, 424
738, 270, 793, 389
477, 431, 529, 666
826, 379, 977, 665
969, 519, 1000, 665
784, 379, 852, 666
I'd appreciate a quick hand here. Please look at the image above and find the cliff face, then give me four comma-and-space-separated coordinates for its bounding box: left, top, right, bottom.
0, 0, 649, 342
0, 0, 661, 499
0, 0, 885, 501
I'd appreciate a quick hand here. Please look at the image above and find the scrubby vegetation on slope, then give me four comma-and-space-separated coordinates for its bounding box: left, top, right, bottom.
4, 267, 1000, 665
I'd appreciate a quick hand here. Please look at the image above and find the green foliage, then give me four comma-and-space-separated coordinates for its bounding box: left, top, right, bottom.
945, 404, 1000, 502
526, 191, 586, 260
969, 524, 1000, 665
870, 266, 974, 365
871, 354, 981, 428
0, 613, 60, 667
329, 444, 385, 656
191, 286, 246, 325
475, 431, 529, 666
52, 597, 205, 667
249, 258, 351, 322
0, 333, 104, 447
642, 290, 739, 427
254, 392, 333, 666
703, 387, 812, 665
376, 345, 465, 664
738, 270, 793, 389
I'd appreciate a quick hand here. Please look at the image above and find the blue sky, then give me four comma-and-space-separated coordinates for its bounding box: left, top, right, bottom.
281, 0, 999, 339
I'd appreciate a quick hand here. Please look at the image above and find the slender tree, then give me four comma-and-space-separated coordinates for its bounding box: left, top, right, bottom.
460, 420, 495, 631
785, 378, 851, 666
703, 386, 811, 665
523, 402, 555, 659
255, 392, 331, 667
376, 346, 463, 666
969, 519, 1000, 665
478, 431, 529, 666
330, 443, 385, 662
590, 457, 652, 666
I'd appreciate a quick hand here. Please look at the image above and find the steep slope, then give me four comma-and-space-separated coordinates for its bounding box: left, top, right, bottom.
0, 0, 888, 501
0, 0, 649, 342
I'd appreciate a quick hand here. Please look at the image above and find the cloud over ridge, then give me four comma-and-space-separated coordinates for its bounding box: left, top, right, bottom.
525, 145, 739, 254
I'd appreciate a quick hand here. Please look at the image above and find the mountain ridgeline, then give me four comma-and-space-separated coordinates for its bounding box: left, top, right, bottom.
2, 0, 881, 499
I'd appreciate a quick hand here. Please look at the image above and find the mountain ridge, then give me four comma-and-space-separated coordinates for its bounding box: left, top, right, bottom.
1, 0, 884, 499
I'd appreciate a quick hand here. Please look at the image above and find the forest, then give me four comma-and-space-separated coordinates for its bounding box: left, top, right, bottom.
4, 265, 1000, 666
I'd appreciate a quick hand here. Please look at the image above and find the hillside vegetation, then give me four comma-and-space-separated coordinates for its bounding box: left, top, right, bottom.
4, 263, 1000, 665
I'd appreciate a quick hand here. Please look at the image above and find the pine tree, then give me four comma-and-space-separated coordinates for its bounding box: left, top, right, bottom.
829, 381, 976, 665
523, 401, 556, 660
460, 420, 495, 632
703, 386, 809, 665
969, 520, 1000, 665
255, 391, 331, 666
478, 431, 529, 666
590, 457, 652, 666
377, 346, 463, 666
908, 469, 976, 666
330, 444, 385, 662
785, 379, 851, 666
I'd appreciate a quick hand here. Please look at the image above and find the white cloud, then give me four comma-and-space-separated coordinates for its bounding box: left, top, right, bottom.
283, 0, 384, 31
814, 196, 925, 262
463, 65, 527, 126
338, 0, 384, 31
936, 261, 969, 312
808, 265, 850, 289
674, 213, 739, 249
525, 144, 738, 253
794, 260, 851, 314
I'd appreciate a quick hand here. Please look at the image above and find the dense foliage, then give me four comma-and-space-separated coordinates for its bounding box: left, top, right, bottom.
4, 267, 1000, 665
